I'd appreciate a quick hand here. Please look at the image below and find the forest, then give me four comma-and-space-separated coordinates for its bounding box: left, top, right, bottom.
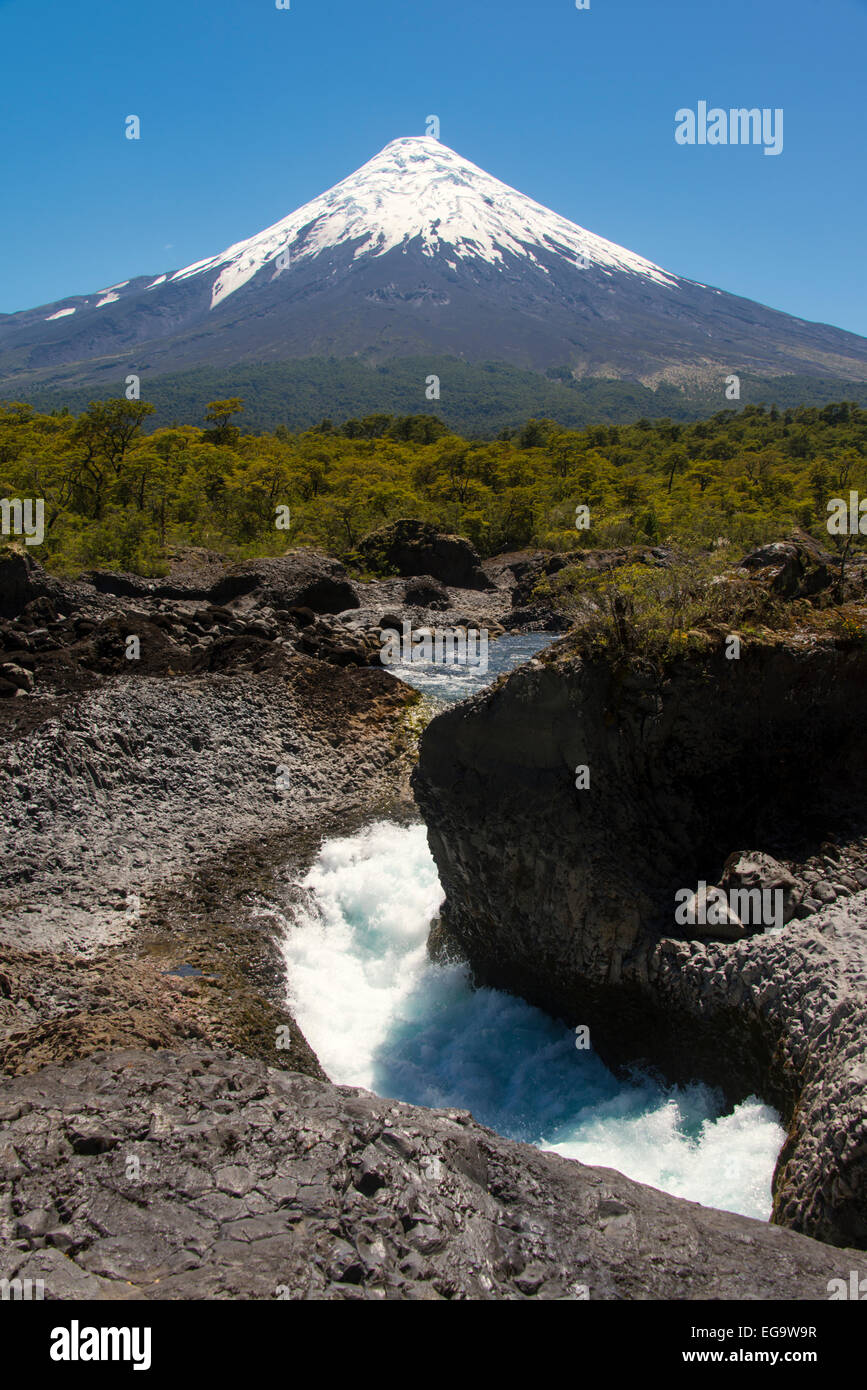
1, 395, 866, 576
18, 356, 867, 436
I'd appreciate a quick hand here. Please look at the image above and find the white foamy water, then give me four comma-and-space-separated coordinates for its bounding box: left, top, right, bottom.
276, 821, 785, 1221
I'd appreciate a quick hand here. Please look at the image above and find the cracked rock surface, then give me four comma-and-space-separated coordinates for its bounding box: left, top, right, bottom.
1, 1046, 864, 1301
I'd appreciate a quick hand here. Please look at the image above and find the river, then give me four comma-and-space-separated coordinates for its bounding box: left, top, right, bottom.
274, 634, 784, 1220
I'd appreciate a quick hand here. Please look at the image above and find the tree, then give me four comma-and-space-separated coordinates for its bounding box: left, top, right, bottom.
70, 399, 155, 518
205, 399, 244, 444
517, 418, 551, 449
661, 445, 687, 495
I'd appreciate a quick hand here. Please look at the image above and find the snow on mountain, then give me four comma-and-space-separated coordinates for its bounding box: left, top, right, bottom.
170, 136, 681, 310
4, 134, 867, 400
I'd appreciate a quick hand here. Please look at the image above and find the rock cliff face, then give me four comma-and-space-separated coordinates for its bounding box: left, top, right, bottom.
413, 633, 867, 1248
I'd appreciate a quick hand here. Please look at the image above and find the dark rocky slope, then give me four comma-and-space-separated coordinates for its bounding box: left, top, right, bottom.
0, 545, 429, 1086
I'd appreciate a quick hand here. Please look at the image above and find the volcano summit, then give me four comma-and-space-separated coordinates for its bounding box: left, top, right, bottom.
2, 136, 867, 395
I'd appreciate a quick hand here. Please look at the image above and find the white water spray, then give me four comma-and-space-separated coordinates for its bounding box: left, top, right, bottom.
277, 821, 784, 1221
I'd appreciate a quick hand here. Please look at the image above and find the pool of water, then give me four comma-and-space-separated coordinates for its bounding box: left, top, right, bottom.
386, 630, 554, 702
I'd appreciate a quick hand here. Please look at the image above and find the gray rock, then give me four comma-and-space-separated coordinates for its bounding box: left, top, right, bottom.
738, 530, 837, 599
813, 882, 838, 903
2, 1047, 862, 1301
0, 661, 415, 954
721, 851, 799, 926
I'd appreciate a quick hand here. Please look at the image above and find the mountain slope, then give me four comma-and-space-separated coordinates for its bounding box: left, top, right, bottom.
2, 137, 867, 396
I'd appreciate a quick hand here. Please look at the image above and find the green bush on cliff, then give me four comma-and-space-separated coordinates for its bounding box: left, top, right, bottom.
550, 552, 791, 660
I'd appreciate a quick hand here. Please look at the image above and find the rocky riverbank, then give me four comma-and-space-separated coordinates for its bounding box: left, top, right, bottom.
0, 545, 431, 1082
3, 529, 867, 1296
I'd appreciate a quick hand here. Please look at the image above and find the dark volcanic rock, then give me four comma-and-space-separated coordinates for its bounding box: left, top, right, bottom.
209, 551, 360, 613
738, 530, 838, 599
0, 549, 59, 619
403, 576, 451, 609
1, 1046, 863, 1301
360, 520, 492, 590
413, 631, 867, 1248
82, 569, 178, 600
0, 660, 416, 953
80, 551, 362, 614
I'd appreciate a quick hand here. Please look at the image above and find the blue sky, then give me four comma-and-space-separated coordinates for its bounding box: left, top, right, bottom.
1, 0, 865, 336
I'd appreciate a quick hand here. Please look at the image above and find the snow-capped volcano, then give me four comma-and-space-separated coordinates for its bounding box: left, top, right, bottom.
2, 135, 867, 396
169, 137, 679, 309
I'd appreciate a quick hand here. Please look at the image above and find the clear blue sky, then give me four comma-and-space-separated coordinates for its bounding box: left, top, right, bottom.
1, 0, 865, 336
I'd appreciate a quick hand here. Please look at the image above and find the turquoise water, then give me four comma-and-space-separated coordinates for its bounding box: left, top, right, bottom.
278, 821, 784, 1220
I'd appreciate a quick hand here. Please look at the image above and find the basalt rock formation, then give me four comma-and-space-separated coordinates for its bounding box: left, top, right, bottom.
413, 597, 867, 1248
0, 541, 429, 1097
2, 1045, 864, 1301
82, 549, 361, 615
359, 520, 493, 591
5, 536, 867, 1297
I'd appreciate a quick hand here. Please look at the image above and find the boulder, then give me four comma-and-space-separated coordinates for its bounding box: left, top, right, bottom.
378, 612, 404, 634
721, 851, 800, 925
403, 576, 451, 609
360, 520, 492, 590
209, 551, 360, 613
738, 529, 837, 599
0, 550, 55, 619
82, 569, 164, 599
0, 663, 34, 693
